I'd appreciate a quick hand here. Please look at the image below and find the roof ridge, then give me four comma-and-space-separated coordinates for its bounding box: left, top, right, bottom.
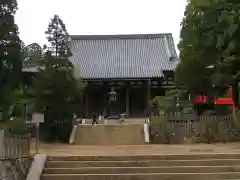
70, 33, 173, 40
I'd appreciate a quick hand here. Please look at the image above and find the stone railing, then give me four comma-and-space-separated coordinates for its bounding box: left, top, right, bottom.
0, 130, 31, 160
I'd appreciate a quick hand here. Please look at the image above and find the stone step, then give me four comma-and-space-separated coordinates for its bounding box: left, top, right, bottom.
48, 154, 240, 161
43, 165, 240, 174
41, 172, 240, 180
75, 124, 145, 145
82, 119, 145, 124
46, 159, 240, 168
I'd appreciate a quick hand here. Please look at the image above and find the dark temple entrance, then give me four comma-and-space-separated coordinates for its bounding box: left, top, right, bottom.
129, 87, 145, 117
83, 79, 169, 118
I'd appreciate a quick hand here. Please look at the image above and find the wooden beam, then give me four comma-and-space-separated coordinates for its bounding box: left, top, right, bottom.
85, 91, 89, 117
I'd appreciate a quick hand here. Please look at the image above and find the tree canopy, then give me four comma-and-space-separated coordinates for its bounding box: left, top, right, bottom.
0, 0, 23, 120
45, 14, 72, 59
176, 0, 240, 97
33, 15, 85, 142
0, 3, 85, 139
24, 43, 43, 64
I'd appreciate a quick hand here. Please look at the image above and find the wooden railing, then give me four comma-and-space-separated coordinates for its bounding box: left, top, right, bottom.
0, 130, 31, 159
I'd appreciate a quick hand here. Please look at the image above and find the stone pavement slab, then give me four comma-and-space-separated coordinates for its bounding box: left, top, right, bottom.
31, 142, 240, 156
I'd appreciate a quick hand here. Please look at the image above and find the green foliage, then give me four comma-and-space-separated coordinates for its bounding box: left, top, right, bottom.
233, 108, 240, 128
32, 15, 85, 142
176, 0, 240, 95
203, 120, 218, 144
45, 14, 72, 59
24, 43, 43, 64
33, 54, 85, 112
150, 117, 166, 125
10, 86, 30, 119
0, 0, 23, 120
151, 89, 190, 115
0, 119, 30, 135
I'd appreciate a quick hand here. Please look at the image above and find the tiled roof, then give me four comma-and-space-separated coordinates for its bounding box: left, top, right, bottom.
22, 66, 39, 72
71, 34, 178, 79
22, 62, 44, 72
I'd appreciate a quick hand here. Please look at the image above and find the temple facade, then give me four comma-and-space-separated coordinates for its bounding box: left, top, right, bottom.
69, 34, 179, 117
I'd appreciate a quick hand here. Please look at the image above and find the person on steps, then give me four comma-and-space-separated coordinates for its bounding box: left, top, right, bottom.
92, 112, 98, 125
98, 112, 104, 124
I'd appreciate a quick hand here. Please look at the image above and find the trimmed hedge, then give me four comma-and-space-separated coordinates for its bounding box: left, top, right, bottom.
0, 119, 30, 135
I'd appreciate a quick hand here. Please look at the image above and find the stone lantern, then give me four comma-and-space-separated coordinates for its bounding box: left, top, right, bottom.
108, 87, 120, 119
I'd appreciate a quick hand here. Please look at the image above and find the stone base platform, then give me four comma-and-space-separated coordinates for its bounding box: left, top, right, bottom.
75, 124, 145, 145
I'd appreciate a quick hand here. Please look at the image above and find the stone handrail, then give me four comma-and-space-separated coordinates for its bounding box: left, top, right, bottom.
0, 130, 31, 160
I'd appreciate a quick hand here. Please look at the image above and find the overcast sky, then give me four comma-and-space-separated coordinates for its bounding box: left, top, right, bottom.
15, 0, 187, 50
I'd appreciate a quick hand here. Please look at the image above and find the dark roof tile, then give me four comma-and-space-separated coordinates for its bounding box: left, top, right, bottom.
70, 34, 178, 79
24, 34, 179, 79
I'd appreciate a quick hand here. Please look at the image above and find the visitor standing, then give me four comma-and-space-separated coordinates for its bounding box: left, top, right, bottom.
120, 113, 126, 123
81, 116, 86, 124
92, 112, 98, 125
72, 113, 77, 125
98, 113, 104, 124
144, 107, 150, 123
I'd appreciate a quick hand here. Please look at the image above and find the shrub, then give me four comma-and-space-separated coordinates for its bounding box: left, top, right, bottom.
202, 119, 218, 143
0, 119, 30, 135
40, 121, 72, 143
150, 118, 166, 125
233, 109, 240, 128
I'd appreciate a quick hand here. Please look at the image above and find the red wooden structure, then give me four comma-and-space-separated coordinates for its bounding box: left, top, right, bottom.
193, 88, 235, 115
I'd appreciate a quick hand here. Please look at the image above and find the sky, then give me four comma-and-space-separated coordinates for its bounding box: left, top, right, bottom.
15, 0, 187, 51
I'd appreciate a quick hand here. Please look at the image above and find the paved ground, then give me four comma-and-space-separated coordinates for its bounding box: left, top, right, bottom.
31, 142, 240, 156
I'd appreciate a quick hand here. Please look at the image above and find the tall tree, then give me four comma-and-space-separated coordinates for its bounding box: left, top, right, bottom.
33, 53, 85, 142
0, 0, 23, 120
45, 14, 72, 60
33, 15, 85, 142
176, 0, 240, 98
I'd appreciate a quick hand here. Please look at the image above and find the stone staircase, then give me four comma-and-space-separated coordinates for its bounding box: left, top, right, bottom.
42, 154, 240, 180
75, 124, 145, 145
82, 118, 146, 124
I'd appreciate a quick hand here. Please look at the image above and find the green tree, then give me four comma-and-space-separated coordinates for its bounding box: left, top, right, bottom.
0, 0, 23, 120
24, 43, 43, 64
34, 53, 85, 142
33, 15, 85, 142
151, 89, 189, 115
45, 14, 72, 60
176, 0, 240, 98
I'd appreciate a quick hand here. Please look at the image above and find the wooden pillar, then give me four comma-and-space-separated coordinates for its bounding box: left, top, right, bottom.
85, 91, 89, 117
103, 88, 108, 117
126, 87, 129, 115
144, 79, 151, 118
147, 79, 151, 108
